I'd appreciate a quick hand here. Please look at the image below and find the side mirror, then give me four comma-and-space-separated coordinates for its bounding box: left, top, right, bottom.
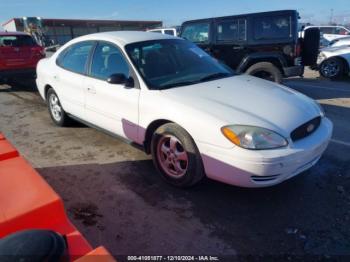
107, 73, 127, 84
107, 74, 135, 88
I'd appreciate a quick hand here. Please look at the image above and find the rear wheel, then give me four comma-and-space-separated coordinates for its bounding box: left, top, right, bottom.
151, 123, 205, 187
245, 62, 282, 83
47, 88, 72, 127
320, 57, 345, 80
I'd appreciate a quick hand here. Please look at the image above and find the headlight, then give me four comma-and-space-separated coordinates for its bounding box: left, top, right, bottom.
221, 125, 288, 150
315, 101, 325, 117
317, 53, 326, 64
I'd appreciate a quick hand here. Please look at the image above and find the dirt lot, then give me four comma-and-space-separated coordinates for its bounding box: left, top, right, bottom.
0, 69, 350, 260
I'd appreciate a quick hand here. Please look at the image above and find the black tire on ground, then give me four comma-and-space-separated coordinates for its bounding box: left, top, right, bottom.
319, 57, 345, 80
46, 88, 72, 127
245, 62, 283, 83
301, 28, 320, 66
0, 230, 67, 261
151, 123, 205, 187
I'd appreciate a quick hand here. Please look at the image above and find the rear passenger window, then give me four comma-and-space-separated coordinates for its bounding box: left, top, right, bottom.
217, 19, 247, 42
334, 27, 349, 35
165, 30, 175, 36
181, 23, 210, 43
90, 42, 130, 81
254, 15, 291, 40
57, 41, 94, 74
320, 27, 334, 34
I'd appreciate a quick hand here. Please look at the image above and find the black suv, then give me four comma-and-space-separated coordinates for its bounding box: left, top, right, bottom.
180, 10, 319, 82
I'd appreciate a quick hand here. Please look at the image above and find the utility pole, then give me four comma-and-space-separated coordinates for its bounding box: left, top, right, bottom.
330, 8, 334, 25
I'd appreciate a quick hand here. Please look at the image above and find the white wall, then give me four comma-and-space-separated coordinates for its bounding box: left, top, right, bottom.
3, 20, 17, 32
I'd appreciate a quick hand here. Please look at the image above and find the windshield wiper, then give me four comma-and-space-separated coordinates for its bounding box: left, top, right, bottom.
199, 72, 232, 82
160, 81, 199, 89
159, 73, 232, 89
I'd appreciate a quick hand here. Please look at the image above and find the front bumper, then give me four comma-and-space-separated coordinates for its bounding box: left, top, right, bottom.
0, 68, 36, 80
198, 117, 333, 188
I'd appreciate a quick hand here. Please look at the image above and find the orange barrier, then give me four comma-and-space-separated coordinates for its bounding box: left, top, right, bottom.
0, 138, 19, 161
0, 133, 115, 261
74, 247, 116, 262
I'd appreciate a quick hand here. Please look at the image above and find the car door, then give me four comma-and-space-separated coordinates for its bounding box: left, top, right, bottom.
212, 18, 249, 70
84, 41, 140, 141
54, 41, 95, 119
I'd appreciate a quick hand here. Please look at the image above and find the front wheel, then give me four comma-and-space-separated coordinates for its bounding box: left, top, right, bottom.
47, 88, 72, 127
245, 62, 283, 83
320, 57, 345, 80
151, 123, 205, 187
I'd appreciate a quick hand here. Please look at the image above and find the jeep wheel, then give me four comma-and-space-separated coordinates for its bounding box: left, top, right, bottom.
245, 62, 282, 83
320, 57, 345, 80
301, 28, 320, 66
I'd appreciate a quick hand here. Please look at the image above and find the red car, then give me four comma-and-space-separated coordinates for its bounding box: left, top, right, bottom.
0, 31, 45, 82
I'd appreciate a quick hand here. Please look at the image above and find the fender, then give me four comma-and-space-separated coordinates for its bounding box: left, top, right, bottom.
237, 52, 288, 73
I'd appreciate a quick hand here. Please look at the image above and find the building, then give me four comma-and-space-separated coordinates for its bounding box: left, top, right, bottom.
2, 17, 162, 45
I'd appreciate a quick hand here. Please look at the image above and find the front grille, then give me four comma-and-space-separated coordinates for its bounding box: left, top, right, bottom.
251, 174, 281, 183
291, 117, 321, 142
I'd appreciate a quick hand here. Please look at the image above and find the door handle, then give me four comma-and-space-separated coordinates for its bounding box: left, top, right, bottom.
204, 47, 212, 53
86, 86, 96, 94
233, 46, 244, 50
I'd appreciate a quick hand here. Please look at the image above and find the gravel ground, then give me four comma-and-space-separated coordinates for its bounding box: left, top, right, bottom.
0, 70, 349, 260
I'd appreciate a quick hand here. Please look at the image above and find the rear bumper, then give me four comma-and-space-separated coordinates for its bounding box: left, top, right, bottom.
0, 68, 36, 79
283, 65, 304, 77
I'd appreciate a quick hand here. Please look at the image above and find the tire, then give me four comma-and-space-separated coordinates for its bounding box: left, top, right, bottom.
319, 57, 345, 80
47, 88, 72, 126
151, 123, 205, 187
245, 62, 283, 83
301, 28, 320, 66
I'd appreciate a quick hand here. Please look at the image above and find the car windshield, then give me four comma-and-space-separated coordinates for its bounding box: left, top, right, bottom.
125, 39, 235, 90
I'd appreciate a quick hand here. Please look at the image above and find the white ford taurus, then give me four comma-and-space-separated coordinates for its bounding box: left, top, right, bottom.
36, 31, 333, 188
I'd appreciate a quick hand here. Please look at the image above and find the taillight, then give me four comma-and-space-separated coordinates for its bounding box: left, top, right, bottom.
295, 42, 301, 57
31, 46, 46, 58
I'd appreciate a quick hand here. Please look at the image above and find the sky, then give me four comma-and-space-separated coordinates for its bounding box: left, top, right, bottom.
0, 0, 350, 28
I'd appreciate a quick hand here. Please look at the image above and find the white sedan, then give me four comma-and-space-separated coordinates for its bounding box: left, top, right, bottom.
36, 31, 333, 188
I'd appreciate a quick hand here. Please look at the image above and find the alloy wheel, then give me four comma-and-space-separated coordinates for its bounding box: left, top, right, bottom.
321, 60, 340, 78
156, 135, 189, 179
49, 93, 62, 122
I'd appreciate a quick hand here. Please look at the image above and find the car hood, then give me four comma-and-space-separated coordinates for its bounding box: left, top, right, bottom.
161, 75, 321, 137
321, 45, 350, 54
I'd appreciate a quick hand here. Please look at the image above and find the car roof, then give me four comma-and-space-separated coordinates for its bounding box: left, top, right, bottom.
149, 28, 176, 31
0, 31, 31, 36
73, 31, 180, 46
182, 10, 298, 24
306, 25, 347, 28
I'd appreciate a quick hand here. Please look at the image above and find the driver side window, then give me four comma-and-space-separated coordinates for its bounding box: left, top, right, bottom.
90, 42, 130, 81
